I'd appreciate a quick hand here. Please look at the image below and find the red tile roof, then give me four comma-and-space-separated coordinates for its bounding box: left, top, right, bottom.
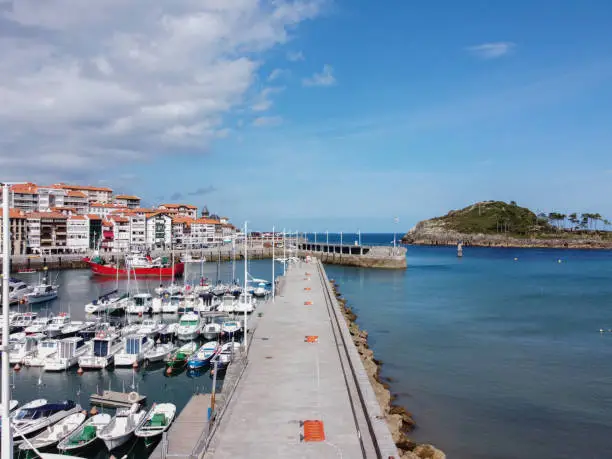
68, 215, 86, 220
66, 190, 87, 198
194, 218, 221, 225
26, 212, 67, 219
159, 203, 197, 210
55, 183, 113, 192
114, 195, 141, 200
0, 208, 26, 219
86, 214, 102, 220
10, 183, 38, 195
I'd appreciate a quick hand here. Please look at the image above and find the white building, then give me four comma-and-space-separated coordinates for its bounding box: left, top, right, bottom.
90, 203, 129, 218
191, 218, 220, 246
54, 183, 113, 204
146, 212, 172, 249
158, 203, 198, 219
109, 216, 130, 252
114, 195, 141, 209
67, 215, 89, 253
171, 216, 194, 249
63, 190, 89, 214
128, 214, 147, 251
3, 183, 40, 213
0, 208, 28, 255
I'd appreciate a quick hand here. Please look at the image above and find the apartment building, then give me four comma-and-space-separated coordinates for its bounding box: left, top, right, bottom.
6, 183, 39, 212
128, 213, 147, 251
67, 215, 89, 253
63, 190, 89, 214
109, 216, 130, 252
86, 214, 103, 250
55, 183, 113, 204
26, 212, 68, 254
158, 203, 198, 219
0, 208, 28, 255
146, 212, 172, 249
171, 216, 194, 249
114, 195, 141, 209
90, 203, 129, 218
190, 218, 221, 246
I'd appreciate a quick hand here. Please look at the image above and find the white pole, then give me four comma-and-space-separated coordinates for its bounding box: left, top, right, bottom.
272, 226, 275, 301
340, 231, 343, 247
283, 228, 286, 275
326, 230, 329, 245
243, 221, 248, 353
314, 232, 317, 245
358, 229, 361, 246
2, 183, 13, 458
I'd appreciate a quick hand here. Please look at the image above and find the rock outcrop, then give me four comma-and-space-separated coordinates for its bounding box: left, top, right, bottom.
331, 280, 445, 459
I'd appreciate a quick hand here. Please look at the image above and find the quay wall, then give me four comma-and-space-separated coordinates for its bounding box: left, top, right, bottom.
5, 244, 407, 272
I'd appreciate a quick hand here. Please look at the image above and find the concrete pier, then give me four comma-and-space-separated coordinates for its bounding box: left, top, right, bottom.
203, 259, 399, 458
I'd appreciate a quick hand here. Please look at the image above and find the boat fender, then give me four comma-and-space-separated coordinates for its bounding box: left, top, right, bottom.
128, 392, 140, 404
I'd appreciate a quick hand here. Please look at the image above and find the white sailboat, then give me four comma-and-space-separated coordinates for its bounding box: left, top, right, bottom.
23, 271, 59, 304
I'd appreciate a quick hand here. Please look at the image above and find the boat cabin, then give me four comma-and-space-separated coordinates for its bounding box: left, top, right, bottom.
124, 335, 149, 355
133, 293, 153, 307
58, 337, 86, 359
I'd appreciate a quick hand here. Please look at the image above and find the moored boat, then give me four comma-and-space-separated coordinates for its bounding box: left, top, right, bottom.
114, 334, 154, 367
18, 411, 86, 451
187, 341, 219, 369
83, 257, 184, 278
78, 330, 122, 370
144, 342, 175, 363
176, 312, 201, 341
164, 342, 197, 371
202, 322, 221, 340
97, 403, 146, 451
11, 400, 80, 441
44, 337, 90, 371
57, 413, 112, 453
135, 403, 176, 446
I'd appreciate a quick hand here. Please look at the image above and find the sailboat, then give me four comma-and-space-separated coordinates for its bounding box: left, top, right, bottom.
23, 270, 59, 304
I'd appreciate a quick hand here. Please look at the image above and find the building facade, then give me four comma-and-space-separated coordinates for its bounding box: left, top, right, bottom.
55, 184, 113, 204
114, 195, 141, 209
146, 213, 172, 249
158, 204, 198, 219
67, 215, 89, 253
26, 212, 68, 254
0, 208, 27, 255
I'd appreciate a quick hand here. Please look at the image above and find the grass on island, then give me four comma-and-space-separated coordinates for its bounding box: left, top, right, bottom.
432, 201, 612, 240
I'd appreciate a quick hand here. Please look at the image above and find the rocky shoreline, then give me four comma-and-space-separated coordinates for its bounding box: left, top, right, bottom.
330, 280, 445, 459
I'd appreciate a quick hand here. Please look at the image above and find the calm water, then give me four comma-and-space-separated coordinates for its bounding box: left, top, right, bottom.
325, 239, 612, 459
6, 259, 276, 458
7, 239, 612, 458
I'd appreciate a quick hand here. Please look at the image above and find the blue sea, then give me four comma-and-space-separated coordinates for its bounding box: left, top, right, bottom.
7, 235, 612, 458
322, 234, 612, 459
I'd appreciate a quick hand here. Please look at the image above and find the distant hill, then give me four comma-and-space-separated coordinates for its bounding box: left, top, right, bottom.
403, 201, 612, 249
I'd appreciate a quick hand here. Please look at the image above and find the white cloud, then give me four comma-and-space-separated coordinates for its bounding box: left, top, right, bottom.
268, 68, 289, 81
253, 116, 283, 127
287, 50, 305, 61
466, 42, 516, 59
250, 86, 285, 112
302, 64, 336, 87
0, 0, 322, 180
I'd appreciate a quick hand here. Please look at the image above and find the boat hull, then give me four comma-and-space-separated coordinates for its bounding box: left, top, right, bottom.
26, 293, 58, 304
84, 260, 184, 278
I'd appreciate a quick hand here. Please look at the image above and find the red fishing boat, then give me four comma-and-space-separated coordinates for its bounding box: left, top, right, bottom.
83, 253, 184, 278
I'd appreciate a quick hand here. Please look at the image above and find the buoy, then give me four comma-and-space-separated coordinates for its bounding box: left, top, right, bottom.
77, 367, 84, 375
138, 312, 143, 317
132, 361, 139, 369
90, 406, 98, 416
514, 257, 518, 261
13, 363, 21, 371
166, 367, 173, 375
127, 391, 140, 403
558, 259, 562, 263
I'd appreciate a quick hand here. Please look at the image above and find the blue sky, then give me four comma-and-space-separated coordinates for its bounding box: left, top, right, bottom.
1, 1, 612, 232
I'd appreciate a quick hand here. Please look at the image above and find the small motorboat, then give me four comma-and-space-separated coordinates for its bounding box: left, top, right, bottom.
135, 402, 177, 446
187, 341, 220, 369
234, 293, 255, 314
23, 338, 59, 367
176, 312, 201, 341
126, 293, 154, 315
210, 347, 233, 374
144, 342, 175, 363
57, 413, 112, 453
165, 342, 197, 372
12, 400, 80, 441
24, 316, 52, 335
202, 322, 221, 340
154, 283, 182, 296
98, 403, 146, 451
78, 330, 122, 370
217, 294, 236, 313
84, 290, 128, 315
45, 313, 72, 337
221, 320, 241, 338
252, 282, 269, 298
7, 278, 33, 304
161, 294, 182, 314
138, 319, 165, 338
9, 334, 41, 364
24, 281, 59, 304
19, 411, 86, 451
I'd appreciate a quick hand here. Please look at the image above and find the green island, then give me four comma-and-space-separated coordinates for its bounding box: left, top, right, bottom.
402, 201, 612, 249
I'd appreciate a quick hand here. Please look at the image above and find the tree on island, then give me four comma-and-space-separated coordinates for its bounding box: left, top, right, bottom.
568, 213, 579, 229
548, 212, 566, 231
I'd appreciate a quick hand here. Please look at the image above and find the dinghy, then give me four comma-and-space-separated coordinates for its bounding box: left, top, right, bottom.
144, 342, 175, 363
19, 411, 86, 451
135, 403, 176, 446
57, 413, 111, 453
97, 403, 146, 451
187, 341, 220, 369
165, 342, 197, 371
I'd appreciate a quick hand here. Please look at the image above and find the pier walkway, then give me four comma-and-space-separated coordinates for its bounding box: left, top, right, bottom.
204, 258, 398, 458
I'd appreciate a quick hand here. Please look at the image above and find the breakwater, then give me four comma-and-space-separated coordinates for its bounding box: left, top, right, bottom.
203, 258, 399, 458
6, 243, 406, 272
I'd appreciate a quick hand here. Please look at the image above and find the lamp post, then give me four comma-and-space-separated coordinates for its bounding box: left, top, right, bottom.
271, 226, 275, 301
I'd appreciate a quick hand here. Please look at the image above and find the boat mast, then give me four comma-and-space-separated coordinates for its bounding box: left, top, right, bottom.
283, 228, 286, 275
2, 182, 14, 457
272, 226, 275, 301
232, 237, 236, 284
243, 221, 248, 354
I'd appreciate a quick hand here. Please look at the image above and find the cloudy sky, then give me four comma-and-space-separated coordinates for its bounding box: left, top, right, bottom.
1, 0, 612, 231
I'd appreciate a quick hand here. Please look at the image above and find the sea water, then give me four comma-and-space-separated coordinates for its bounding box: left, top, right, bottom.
325, 241, 612, 459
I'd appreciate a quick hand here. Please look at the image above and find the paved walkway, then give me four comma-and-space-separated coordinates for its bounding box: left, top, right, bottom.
205, 259, 378, 458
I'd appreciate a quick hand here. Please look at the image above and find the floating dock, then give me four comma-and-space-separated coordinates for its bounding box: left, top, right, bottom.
90, 390, 146, 408
150, 393, 212, 459
201, 258, 398, 458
